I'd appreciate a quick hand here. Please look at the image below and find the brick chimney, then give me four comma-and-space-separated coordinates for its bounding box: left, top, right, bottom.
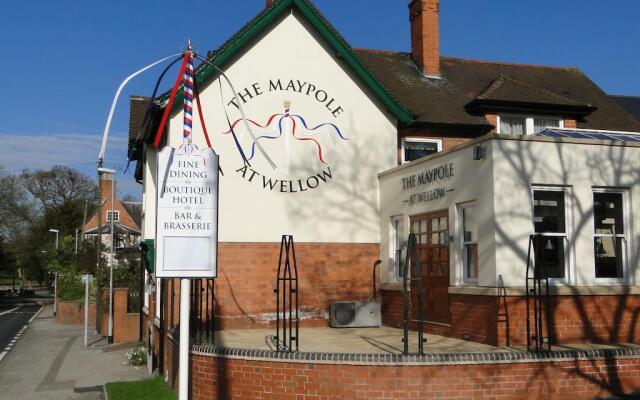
409, 0, 440, 77
99, 174, 115, 202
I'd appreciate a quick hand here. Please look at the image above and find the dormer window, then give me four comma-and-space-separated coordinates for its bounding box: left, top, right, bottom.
497, 115, 563, 135
401, 138, 442, 164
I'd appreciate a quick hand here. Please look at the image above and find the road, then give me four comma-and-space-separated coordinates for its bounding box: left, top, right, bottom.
0, 303, 42, 363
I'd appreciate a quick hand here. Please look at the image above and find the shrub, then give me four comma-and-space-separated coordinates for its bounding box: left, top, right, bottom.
126, 346, 147, 366
57, 275, 84, 301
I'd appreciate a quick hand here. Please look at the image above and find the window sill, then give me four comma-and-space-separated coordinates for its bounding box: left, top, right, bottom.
449, 285, 640, 296
380, 282, 403, 291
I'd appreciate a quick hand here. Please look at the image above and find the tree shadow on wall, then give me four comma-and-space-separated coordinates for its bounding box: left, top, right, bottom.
493, 137, 640, 398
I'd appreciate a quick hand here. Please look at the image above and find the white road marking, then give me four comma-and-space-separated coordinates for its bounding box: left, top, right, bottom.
0, 306, 42, 365
29, 306, 44, 323
0, 306, 21, 316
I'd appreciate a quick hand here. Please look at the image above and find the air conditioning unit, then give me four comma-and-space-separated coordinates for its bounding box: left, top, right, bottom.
330, 301, 381, 328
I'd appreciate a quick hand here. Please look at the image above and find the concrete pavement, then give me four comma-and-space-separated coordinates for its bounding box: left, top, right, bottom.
0, 304, 149, 400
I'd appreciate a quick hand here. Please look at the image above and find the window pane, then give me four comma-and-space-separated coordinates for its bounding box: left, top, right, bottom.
594, 192, 623, 235
535, 236, 565, 278
499, 116, 526, 135
533, 190, 565, 233
404, 140, 440, 162
392, 217, 405, 279
439, 217, 448, 230
420, 220, 427, 233
465, 243, 478, 279
462, 207, 478, 242
594, 237, 624, 278
533, 117, 561, 133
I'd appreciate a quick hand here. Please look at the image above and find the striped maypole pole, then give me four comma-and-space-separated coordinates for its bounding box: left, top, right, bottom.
183, 44, 195, 145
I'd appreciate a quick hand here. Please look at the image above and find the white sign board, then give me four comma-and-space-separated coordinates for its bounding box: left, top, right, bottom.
155, 144, 219, 278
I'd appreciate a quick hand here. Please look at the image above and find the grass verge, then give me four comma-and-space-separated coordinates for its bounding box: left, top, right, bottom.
105, 376, 176, 400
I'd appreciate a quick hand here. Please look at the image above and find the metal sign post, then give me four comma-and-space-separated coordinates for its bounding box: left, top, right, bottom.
81, 274, 94, 347
154, 45, 220, 400
155, 139, 219, 400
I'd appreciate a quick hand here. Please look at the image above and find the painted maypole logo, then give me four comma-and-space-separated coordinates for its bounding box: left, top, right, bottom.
224, 79, 348, 193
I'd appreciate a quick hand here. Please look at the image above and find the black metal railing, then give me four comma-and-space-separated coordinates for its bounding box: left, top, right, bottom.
127, 288, 141, 313
190, 278, 215, 344
274, 235, 299, 352
402, 232, 426, 355
525, 234, 552, 352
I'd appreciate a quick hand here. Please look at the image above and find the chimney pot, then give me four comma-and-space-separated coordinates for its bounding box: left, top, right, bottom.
409, 0, 440, 77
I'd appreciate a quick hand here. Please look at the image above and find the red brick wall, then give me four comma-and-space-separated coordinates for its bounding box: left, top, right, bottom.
564, 118, 577, 128
381, 291, 640, 346
189, 354, 640, 400
161, 242, 379, 329
57, 289, 140, 343
380, 289, 403, 328
56, 300, 96, 325
112, 288, 140, 343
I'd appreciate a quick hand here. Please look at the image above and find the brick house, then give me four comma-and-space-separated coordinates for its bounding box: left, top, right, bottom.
126, 0, 640, 398
83, 174, 141, 250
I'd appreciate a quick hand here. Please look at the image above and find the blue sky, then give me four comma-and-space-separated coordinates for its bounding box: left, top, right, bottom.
0, 0, 638, 198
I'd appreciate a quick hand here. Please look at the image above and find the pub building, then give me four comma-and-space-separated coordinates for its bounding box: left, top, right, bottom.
127, 0, 640, 397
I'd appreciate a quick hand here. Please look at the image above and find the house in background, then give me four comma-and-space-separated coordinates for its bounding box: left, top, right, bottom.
83, 174, 141, 251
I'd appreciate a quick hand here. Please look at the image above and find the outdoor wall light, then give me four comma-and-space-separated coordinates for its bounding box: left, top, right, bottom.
473, 145, 486, 160
545, 239, 555, 250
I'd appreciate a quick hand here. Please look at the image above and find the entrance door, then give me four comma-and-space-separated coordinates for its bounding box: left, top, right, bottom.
410, 210, 451, 324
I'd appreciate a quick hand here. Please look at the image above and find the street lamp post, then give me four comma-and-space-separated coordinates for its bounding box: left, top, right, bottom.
49, 229, 59, 316
98, 167, 116, 344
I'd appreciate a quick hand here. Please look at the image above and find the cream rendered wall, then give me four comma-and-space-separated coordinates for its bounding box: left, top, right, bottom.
142, 148, 157, 239
143, 10, 397, 244
491, 138, 640, 288
378, 142, 496, 286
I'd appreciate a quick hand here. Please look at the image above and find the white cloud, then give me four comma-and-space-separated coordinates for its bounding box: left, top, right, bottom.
0, 133, 127, 170
0, 133, 142, 199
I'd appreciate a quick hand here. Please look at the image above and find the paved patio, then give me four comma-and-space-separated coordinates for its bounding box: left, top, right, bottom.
210, 326, 640, 354
212, 326, 502, 353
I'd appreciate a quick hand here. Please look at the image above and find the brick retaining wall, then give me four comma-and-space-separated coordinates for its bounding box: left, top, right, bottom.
56, 288, 140, 343
381, 290, 640, 346
182, 343, 640, 400
55, 300, 96, 325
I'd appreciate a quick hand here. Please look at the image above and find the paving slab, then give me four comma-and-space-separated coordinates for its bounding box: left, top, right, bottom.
0, 305, 148, 400
213, 326, 503, 353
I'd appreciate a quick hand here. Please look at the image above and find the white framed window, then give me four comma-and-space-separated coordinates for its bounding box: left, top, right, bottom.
531, 186, 571, 282
401, 138, 442, 164
593, 189, 629, 284
106, 210, 120, 222
498, 114, 563, 135
390, 215, 405, 282
459, 203, 478, 283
